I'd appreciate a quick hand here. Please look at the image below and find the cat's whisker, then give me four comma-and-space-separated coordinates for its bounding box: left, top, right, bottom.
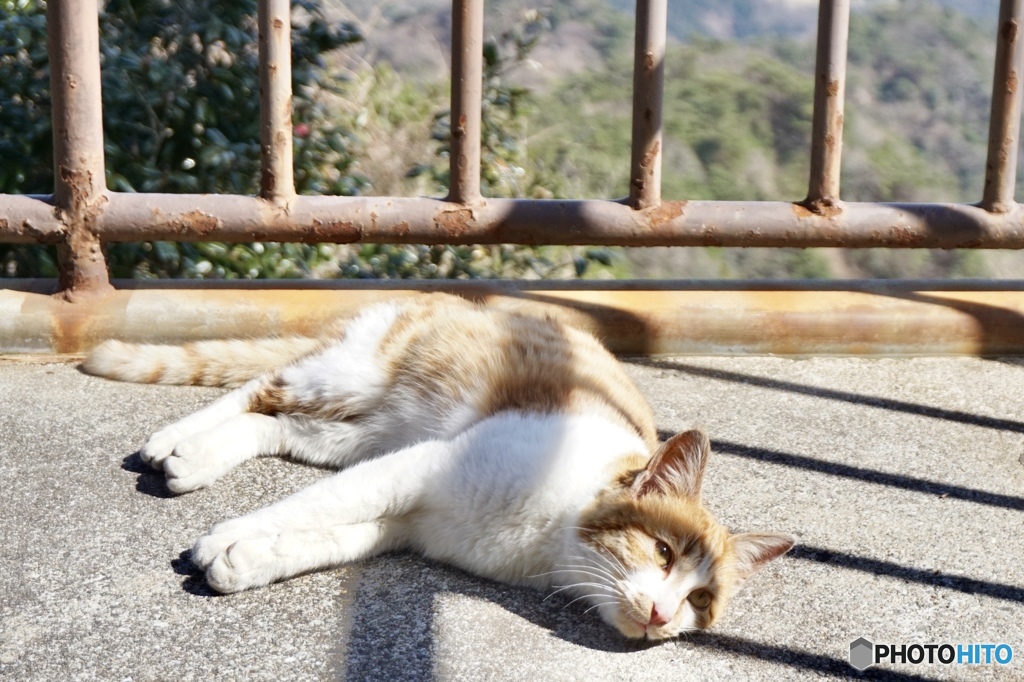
531, 567, 617, 590
562, 592, 624, 610
543, 563, 612, 575
563, 550, 616, 570
582, 600, 622, 616
593, 545, 628, 576
586, 543, 630, 581
564, 585, 626, 604
558, 559, 618, 582
545, 581, 618, 601
551, 564, 618, 584
555, 573, 616, 588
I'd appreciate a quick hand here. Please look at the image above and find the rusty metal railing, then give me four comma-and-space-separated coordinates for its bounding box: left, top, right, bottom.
3, 0, 1024, 354
43, 0, 109, 297
804, 0, 849, 214
985, 0, 1024, 212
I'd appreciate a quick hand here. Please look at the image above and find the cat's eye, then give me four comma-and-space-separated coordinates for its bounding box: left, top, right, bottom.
688, 589, 712, 610
654, 540, 673, 569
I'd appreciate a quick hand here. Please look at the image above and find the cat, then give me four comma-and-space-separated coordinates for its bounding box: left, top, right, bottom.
82, 293, 795, 640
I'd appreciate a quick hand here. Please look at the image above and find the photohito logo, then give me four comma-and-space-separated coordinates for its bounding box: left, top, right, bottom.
849, 638, 1014, 671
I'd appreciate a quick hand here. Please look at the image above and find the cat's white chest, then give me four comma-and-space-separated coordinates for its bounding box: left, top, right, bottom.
410, 414, 646, 585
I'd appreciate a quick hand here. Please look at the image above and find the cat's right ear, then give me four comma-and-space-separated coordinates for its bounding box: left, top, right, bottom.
631, 429, 710, 500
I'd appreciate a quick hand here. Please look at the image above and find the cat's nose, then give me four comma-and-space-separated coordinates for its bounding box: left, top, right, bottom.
648, 604, 670, 626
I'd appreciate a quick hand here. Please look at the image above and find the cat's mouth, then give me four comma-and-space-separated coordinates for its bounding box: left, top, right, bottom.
613, 610, 658, 639
613, 609, 680, 641
628, 616, 650, 635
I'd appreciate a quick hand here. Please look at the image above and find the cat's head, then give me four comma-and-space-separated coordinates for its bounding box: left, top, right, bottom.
572, 429, 794, 640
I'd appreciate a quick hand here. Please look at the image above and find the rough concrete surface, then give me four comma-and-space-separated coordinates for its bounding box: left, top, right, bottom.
1, 356, 1023, 681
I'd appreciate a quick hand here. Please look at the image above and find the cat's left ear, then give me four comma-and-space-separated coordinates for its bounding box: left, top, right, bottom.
632, 429, 710, 499
728, 532, 796, 585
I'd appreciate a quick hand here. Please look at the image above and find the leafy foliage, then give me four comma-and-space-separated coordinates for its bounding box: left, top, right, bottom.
842, 0, 994, 202
408, 10, 564, 199
524, 40, 815, 202
0, 0, 50, 192
1, 0, 363, 278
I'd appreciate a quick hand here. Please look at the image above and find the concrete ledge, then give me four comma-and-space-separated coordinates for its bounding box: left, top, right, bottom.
3, 279, 1024, 355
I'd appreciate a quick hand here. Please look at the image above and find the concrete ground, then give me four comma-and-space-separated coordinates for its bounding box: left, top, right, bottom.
1, 355, 1023, 681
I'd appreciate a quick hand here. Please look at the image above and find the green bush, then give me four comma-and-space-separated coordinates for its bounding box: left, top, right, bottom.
1, 0, 363, 278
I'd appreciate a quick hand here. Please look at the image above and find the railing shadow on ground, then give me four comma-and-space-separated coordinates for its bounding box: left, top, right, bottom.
634, 357, 1024, 434
711, 440, 1024, 513
790, 545, 1024, 604
686, 632, 943, 681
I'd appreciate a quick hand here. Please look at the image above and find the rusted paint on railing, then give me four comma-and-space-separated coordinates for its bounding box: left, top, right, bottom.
45, 0, 111, 298
0, 195, 64, 243
0, 194, 1009, 249
804, 0, 850, 214
4, 280, 1024, 356
983, 0, 1024, 213
258, 0, 295, 204
629, 0, 667, 209
447, 0, 484, 204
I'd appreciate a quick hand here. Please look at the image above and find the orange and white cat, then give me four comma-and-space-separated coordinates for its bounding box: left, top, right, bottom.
83, 294, 794, 640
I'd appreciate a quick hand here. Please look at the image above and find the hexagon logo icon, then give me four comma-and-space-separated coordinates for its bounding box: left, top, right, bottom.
850, 637, 874, 671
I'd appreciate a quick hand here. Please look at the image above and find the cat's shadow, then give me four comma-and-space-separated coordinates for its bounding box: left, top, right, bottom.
172, 547, 659, 665
121, 451, 177, 498
340, 552, 658, 657
171, 550, 221, 597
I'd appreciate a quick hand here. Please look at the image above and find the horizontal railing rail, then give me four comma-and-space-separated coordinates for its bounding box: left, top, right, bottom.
5, 278, 1024, 356
5, 194, 1024, 249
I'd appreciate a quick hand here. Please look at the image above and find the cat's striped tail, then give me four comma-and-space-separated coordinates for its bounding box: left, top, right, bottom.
81, 337, 322, 387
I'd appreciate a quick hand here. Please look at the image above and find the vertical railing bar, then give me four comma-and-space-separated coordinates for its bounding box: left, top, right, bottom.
629, 0, 667, 210
259, 0, 295, 204
46, 0, 111, 297
982, 0, 1024, 213
805, 0, 850, 212
447, 0, 484, 205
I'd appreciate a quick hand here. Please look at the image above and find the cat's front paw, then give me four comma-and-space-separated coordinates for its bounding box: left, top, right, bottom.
205, 535, 281, 593
163, 437, 223, 494
140, 425, 184, 468
191, 519, 256, 569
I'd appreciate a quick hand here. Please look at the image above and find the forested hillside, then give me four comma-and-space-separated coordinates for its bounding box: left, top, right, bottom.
338, 0, 1015, 278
